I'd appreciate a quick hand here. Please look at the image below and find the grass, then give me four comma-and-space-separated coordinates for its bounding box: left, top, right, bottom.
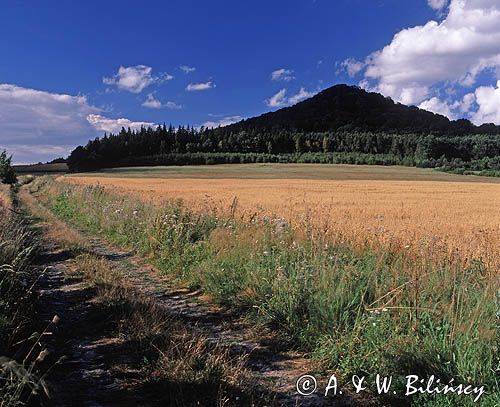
30, 176, 499, 406
19, 181, 274, 406
13, 162, 68, 174
65, 162, 500, 182
0, 184, 47, 407
69, 253, 260, 406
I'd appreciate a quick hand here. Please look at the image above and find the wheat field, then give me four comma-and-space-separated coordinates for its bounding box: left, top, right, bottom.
61, 164, 500, 263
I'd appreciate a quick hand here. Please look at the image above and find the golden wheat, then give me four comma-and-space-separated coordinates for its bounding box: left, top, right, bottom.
61, 174, 500, 264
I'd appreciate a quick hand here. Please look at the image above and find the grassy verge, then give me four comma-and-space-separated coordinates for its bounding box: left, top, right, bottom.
0, 185, 46, 406
31, 176, 499, 406
19, 182, 273, 406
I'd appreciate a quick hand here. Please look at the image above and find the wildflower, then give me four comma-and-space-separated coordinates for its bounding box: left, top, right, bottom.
114, 209, 121, 214
52, 315, 60, 324
133, 210, 139, 215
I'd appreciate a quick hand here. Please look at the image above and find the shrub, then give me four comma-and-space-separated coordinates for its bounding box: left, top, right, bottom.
0, 150, 17, 185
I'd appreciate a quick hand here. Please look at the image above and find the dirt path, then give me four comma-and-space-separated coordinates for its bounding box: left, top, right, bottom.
35, 246, 124, 407
21, 189, 378, 406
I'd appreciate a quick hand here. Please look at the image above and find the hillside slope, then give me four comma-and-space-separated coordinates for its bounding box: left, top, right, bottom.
216, 84, 496, 135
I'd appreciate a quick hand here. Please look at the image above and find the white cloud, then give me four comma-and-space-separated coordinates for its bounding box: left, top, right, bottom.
427, 0, 449, 12
266, 87, 315, 107
202, 115, 243, 128
186, 81, 215, 91
340, 58, 365, 77
179, 65, 196, 73
288, 87, 315, 104
418, 97, 459, 119
142, 93, 182, 109
0, 144, 73, 165
0, 84, 99, 147
271, 68, 295, 81
266, 89, 288, 107
460, 92, 476, 113
103, 65, 173, 93
0, 84, 138, 162
142, 93, 162, 108
470, 80, 500, 124
0, 83, 161, 163
360, 0, 500, 106
86, 114, 154, 133
165, 101, 182, 110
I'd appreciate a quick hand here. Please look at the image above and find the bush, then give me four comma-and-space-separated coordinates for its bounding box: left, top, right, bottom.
0, 150, 17, 185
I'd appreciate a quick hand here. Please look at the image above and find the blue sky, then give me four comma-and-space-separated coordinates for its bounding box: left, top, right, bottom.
1, 0, 500, 163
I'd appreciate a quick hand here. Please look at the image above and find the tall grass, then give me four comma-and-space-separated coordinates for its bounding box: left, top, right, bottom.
0, 185, 45, 406
69, 253, 258, 406
32, 177, 499, 406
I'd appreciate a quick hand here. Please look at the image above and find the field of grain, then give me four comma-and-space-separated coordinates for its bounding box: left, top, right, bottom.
39, 167, 499, 405
62, 164, 500, 263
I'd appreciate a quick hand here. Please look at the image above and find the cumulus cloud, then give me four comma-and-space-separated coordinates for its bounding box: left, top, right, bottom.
186, 81, 215, 91
202, 115, 243, 128
427, 0, 449, 12
0, 84, 99, 152
0, 83, 156, 163
142, 93, 182, 109
362, 0, 500, 104
271, 68, 295, 81
470, 80, 500, 124
352, 0, 500, 123
266, 88, 315, 107
418, 97, 459, 119
179, 65, 196, 73
86, 114, 155, 133
340, 58, 365, 77
103, 65, 173, 93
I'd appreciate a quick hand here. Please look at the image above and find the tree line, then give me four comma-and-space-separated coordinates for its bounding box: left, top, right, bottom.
67, 85, 500, 175
66, 125, 500, 175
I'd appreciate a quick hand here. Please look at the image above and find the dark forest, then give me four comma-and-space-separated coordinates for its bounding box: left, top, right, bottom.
68, 85, 500, 176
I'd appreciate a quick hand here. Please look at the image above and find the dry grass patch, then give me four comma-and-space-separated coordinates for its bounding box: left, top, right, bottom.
71, 253, 259, 406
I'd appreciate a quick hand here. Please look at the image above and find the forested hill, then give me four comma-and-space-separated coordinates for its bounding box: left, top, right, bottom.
213, 85, 499, 135
66, 84, 500, 175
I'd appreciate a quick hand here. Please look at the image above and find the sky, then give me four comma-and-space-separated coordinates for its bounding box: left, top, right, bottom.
1, 0, 500, 163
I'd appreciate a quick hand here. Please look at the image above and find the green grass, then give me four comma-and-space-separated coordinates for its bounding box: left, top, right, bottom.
66, 163, 500, 183
13, 162, 68, 174
32, 177, 499, 406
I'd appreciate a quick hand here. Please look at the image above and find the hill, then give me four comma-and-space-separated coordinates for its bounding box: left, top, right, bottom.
214, 84, 497, 135
66, 84, 500, 174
